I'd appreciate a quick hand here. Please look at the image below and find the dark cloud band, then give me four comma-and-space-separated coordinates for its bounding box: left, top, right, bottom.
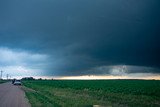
0, 0, 160, 76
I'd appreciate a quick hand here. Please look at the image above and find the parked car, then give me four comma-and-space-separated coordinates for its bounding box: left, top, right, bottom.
13, 80, 22, 85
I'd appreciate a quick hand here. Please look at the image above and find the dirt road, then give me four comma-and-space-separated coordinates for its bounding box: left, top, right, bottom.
0, 82, 31, 107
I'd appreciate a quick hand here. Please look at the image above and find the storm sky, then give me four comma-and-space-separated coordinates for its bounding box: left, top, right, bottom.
0, 0, 160, 78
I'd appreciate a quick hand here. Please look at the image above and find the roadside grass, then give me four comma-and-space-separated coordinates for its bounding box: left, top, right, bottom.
24, 86, 113, 107
23, 80, 160, 107
23, 85, 59, 107
0, 81, 4, 84
25, 91, 60, 107
0, 80, 8, 84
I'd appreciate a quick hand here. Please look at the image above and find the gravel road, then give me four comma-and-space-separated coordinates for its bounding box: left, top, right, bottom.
0, 82, 31, 107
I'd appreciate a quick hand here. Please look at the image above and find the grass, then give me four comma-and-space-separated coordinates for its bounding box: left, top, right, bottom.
23, 80, 160, 107
0, 80, 8, 84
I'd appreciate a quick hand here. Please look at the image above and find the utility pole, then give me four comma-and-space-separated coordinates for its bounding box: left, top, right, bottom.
0, 70, 4, 80
6, 74, 9, 80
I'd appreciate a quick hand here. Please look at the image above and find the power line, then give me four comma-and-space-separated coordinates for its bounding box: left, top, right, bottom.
6, 74, 9, 80
0, 70, 4, 80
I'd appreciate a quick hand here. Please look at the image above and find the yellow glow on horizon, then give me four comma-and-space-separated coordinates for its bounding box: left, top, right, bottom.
13, 74, 160, 80
57, 75, 160, 80
58, 75, 126, 80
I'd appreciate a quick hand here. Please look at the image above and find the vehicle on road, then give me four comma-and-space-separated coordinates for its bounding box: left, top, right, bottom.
13, 80, 22, 85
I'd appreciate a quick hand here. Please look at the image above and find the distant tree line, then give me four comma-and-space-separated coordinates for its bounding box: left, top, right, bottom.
21, 77, 35, 80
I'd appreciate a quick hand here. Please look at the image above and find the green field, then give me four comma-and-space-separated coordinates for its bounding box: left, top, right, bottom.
0, 80, 7, 84
23, 80, 160, 107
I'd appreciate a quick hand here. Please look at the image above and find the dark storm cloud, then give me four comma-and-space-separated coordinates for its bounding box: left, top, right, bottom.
0, 0, 160, 76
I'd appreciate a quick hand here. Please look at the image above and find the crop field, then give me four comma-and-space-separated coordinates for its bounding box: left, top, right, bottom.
23, 80, 160, 107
